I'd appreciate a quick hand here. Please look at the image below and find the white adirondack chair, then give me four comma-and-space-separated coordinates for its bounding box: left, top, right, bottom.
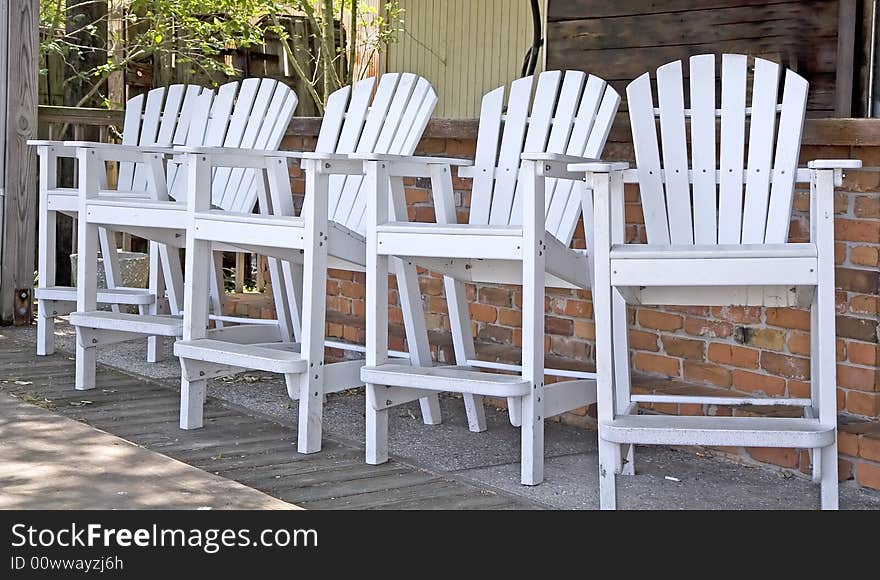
360, 70, 620, 484
571, 54, 861, 510
70, 78, 298, 391
173, 73, 481, 453
30, 84, 211, 359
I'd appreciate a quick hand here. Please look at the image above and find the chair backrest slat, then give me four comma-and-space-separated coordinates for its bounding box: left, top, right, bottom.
627, 73, 671, 244
130, 88, 167, 192
508, 71, 563, 227
156, 85, 185, 146
230, 81, 298, 213
529, 70, 584, 230
466, 70, 619, 245
487, 76, 533, 226
213, 79, 278, 207
468, 86, 505, 225
741, 58, 781, 243
116, 93, 144, 191
630, 54, 808, 247
208, 78, 262, 210
326, 77, 375, 222
689, 54, 718, 244
718, 54, 748, 243
333, 74, 401, 227
556, 82, 619, 243
765, 71, 808, 243
353, 76, 438, 232
657, 61, 694, 244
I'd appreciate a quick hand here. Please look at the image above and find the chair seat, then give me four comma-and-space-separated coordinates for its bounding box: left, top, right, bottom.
600, 414, 835, 448
70, 311, 183, 337
361, 363, 531, 397
36, 286, 155, 305
610, 242, 817, 260
175, 339, 307, 374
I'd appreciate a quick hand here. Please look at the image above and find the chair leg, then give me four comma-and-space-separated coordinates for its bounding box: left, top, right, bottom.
180, 377, 206, 430
598, 439, 619, 510
820, 442, 839, 510
620, 444, 635, 476
611, 289, 634, 475
37, 206, 57, 356
365, 384, 389, 465
290, 372, 322, 455
36, 302, 55, 357
146, 241, 166, 363
74, 336, 96, 391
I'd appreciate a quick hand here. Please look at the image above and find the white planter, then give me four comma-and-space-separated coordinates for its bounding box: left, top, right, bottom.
70, 251, 149, 289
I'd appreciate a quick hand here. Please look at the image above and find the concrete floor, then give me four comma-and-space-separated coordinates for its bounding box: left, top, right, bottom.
7, 320, 880, 510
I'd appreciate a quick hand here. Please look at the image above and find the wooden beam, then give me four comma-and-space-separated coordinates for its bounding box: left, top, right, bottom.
836, 0, 858, 117
1, 0, 39, 325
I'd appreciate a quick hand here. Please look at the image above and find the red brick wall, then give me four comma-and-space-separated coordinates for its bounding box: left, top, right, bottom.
262, 130, 880, 491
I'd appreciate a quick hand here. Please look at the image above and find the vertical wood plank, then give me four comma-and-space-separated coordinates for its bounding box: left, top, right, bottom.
1, 0, 39, 324
835, 0, 857, 117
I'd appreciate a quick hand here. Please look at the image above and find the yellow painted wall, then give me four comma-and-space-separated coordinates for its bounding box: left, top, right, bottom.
385, 0, 545, 118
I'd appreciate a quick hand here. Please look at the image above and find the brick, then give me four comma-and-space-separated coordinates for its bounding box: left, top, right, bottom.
574, 320, 595, 340
497, 308, 522, 327
710, 306, 762, 324
848, 341, 880, 366
854, 195, 880, 218
839, 459, 855, 482
836, 267, 879, 294
708, 343, 760, 368
478, 324, 512, 344
786, 379, 811, 398
404, 187, 429, 204
847, 391, 880, 417
666, 306, 710, 316
856, 462, 880, 490
637, 310, 683, 331
634, 352, 681, 377
469, 303, 497, 323
737, 327, 786, 351
760, 352, 810, 380
837, 364, 879, 392
850, 295, 879, 315
683, 361, 731, 387
684, 317, 733, 339
628, 329, 660, 351
563, 299, 593, 318
850, 246, 879, 267
839, 430, 860, 456
546, 316, 574, 336
338, 280, 365, 299
624, 203, 644, 224
478, 286, 512, 307
747, 447, 799, 469
836, 315, 878, 343
765, 307, 810, 330
550, 336, 589, 359
787, 332, 811, 356
860, 435, 880, 462
835, 218, 880, 243
835, 242, 847, 264
661, 336, 705, 360
446, 138, 477, 158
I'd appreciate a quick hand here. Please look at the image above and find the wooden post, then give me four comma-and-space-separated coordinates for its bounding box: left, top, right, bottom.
1, 0, 39, 325
835, 0, 857, 117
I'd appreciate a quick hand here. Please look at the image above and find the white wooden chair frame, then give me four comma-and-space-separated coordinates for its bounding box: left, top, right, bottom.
173, 74, 483, 454
571, 54, 861, 510
71, 79, 298, 391
30, 84, 212, 360
360, 70, 620, 484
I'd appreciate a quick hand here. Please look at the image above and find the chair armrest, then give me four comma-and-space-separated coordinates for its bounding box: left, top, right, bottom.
64, 141, 176, 155
348, 152, 474, 167
29, 140, 79, 158
176, 146, 305, 160
807, 159, 862, 170
567, 161, 631, 173
521, 152, 601, 164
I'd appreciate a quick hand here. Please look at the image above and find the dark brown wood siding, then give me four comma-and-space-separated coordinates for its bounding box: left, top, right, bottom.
546, 0, 865, 117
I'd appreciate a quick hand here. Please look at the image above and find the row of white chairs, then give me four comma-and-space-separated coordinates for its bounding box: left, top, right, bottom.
32, 54, 859, 509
